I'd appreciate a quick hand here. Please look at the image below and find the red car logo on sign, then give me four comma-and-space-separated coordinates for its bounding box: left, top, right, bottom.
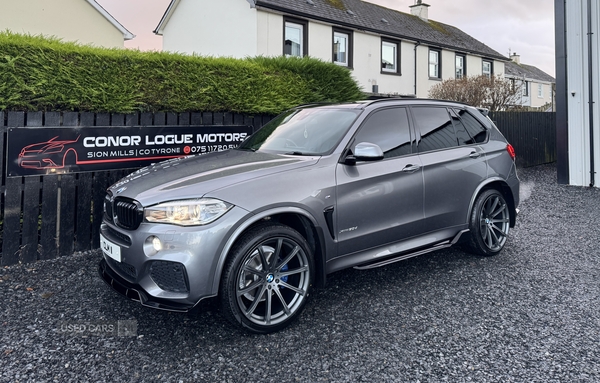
17, 135, 80, 170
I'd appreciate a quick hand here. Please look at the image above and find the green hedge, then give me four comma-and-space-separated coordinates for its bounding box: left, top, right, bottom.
0, 32, 364, 114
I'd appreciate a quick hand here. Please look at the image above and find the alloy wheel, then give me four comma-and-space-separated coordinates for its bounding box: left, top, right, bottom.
235, 236, 310, 326
478, 194, 510, 251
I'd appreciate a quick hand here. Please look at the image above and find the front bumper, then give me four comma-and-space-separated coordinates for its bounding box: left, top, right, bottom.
99, 258, 194, 312
98, 206, 250, 310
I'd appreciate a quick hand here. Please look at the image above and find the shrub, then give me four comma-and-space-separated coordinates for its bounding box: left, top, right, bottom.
428, 75, 519, 111
0, 32, 363, 114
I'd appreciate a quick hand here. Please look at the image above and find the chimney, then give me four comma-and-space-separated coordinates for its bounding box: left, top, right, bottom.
510, 53, 521, 64
410, 0, 430, 21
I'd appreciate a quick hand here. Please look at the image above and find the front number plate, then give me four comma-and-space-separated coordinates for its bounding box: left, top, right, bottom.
100, 234, 121, 262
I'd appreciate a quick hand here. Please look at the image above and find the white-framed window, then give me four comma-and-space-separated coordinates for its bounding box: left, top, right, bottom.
381, 40, 399, 73
333, 29, 352, 67
429, 49, 440, 78
538, 84, 544, 98
523, 81, 529, 96
456, 55, 465, 79
482, 60, 492, 78
284, 19, 307, 57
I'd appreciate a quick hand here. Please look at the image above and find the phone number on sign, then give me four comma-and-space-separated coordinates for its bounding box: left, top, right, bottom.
184, 144, 238, 154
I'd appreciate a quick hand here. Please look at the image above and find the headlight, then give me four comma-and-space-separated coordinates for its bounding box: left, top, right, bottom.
144, 198, 233, 226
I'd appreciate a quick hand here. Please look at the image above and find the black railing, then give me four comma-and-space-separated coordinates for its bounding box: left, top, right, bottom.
489, 111, 556, 168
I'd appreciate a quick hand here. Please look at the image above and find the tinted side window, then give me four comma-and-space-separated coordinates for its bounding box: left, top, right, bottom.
454, 108, 488, 144
449, 108, 474, 145
412, 107, 457, 152
353, 107, 412, 158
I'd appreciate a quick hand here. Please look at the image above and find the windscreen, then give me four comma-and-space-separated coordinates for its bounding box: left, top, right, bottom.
239, 108, 361, 155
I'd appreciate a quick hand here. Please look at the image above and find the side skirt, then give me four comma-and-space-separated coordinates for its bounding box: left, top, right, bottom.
352, 229, 469, 271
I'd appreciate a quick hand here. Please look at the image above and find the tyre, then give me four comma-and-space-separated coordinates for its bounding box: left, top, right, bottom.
464, 189, 511, 256
220, 223, 314, 333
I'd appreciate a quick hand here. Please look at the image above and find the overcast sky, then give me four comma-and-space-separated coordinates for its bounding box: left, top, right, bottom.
97, 0, 556, 77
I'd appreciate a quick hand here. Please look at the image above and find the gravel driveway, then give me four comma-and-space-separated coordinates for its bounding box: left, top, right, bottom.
1, 164, 600, 383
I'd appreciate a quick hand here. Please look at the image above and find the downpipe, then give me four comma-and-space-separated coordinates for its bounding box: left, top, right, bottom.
588, 0, 596, 186
414, 41, 421, 96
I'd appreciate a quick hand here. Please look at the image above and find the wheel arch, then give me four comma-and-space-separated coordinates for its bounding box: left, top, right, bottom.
210, 207, 328, 297
467, 179, 517, 228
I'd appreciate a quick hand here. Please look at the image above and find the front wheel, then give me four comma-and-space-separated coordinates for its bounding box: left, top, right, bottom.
464, 189, 511, 256
220, 223, 314, 333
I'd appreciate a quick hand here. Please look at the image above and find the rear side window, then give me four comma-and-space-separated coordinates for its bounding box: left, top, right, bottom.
353, 107, 412, 158
411, 107, 457, 152
453, 108, 488, 144
450, 108, 475, 145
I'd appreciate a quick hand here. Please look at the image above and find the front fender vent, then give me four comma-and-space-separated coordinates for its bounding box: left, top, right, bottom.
323, 206, 335, 239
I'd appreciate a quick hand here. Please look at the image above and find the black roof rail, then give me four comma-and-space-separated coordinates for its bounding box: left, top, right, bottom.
295, 101, 345, 108
296, 97, 477, 110
360, 95, 422, 107
365, 94, 417, 100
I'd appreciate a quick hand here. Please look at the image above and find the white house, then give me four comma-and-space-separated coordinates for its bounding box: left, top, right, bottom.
0, 0, 134, 48
154, 0, 508, 98
504, 53, 555, 111
555, 0, 600, 187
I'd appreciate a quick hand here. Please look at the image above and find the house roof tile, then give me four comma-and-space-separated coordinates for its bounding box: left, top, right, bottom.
254, 0, 507, 60
505, 61, 555, 83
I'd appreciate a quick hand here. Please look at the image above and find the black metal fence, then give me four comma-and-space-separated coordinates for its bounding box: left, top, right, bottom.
0, 111, 273, 266
489, 111, 556, 168
0, 110, 556, 266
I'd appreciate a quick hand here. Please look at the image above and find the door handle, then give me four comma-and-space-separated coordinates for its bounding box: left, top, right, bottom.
402, 164, 421, 173
469, 151, 481, 159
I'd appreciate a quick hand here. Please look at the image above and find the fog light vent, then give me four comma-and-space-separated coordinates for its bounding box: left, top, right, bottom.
149, 261, 189, 293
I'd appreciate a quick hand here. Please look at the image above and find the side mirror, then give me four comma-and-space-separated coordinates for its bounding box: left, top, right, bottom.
344, 142, 384, 165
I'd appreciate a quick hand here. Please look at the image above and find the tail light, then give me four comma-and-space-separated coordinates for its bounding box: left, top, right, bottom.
506, 144, 516, 160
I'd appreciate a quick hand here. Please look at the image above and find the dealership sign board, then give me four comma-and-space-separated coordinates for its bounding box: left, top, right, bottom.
7, 125, 253, 177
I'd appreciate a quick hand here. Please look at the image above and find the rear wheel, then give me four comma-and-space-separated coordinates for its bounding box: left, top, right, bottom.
465, 189, 511, 256
220, 223, 314, 333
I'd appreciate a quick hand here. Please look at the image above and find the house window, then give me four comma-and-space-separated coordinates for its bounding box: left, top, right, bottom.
333, 29, 352, 67
538, 84, 544, 98
381, 39, 400, 74
429, 49, 441, 79
456, 54, 466, 79
482, 60, 492, 78
523, 81, 529, 96
284, 18, 308, 57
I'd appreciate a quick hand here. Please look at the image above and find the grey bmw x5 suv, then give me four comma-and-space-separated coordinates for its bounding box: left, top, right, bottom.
99, 98, 519, 333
